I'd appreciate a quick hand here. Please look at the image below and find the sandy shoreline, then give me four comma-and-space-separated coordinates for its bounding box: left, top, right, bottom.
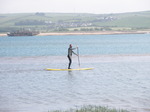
0, 34, 7, 36
0, 31, 149, 36
38, 31, 149, 36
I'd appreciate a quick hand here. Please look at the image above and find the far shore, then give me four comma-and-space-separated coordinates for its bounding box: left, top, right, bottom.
38, 31, 150, 36
0, 30, 150, 36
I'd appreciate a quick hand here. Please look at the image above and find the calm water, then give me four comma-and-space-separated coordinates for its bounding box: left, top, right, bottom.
0, 34, 150, 112
1, 34, 150, 56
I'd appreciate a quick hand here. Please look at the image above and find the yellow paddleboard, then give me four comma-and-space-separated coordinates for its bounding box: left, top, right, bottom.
45, 68, 94, 71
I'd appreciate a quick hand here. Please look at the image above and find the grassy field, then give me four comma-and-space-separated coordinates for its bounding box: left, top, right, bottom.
49, 105, 129, 112
0, 11, 150, 33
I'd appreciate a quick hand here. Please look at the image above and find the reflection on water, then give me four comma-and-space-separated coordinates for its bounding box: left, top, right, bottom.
68, 71, 73, 75
0, 55, 150, 112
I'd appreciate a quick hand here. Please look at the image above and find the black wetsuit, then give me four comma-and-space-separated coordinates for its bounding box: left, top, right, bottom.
67, 47, 77, 69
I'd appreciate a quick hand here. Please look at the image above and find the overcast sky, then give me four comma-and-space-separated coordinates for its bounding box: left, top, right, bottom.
0, 0, 150, 14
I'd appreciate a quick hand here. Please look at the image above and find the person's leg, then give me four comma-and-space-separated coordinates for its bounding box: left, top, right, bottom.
68, 55, 72, 69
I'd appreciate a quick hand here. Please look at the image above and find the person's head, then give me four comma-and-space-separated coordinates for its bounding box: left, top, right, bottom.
69, 44, 72, 48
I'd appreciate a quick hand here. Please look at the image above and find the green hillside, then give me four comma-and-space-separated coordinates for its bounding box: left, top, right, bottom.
0, 11, 150, 33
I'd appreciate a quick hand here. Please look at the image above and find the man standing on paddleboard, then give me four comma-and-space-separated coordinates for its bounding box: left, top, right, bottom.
67, 44, 78, 69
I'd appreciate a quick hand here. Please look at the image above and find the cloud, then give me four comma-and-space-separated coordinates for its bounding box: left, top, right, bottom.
0, 0, 150, 13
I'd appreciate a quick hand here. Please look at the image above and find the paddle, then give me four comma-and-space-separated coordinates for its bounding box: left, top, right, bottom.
77, 46, 80, 67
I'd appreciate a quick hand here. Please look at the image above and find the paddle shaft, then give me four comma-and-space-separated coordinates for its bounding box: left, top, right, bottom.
77, 47, 80, 67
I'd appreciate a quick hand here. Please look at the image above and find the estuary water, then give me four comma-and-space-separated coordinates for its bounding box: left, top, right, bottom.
0, 34, 150, 112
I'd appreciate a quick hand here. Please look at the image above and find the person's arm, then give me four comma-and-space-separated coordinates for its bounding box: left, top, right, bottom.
72, 51, 78, 56
70, 47, 78, 56
72, 47, 78, 56
71, 47, 77, 50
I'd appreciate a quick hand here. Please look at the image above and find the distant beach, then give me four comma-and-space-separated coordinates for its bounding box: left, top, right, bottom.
0, 30, 149, 36
37, 31, 150, 36
0, 34, 7, 36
